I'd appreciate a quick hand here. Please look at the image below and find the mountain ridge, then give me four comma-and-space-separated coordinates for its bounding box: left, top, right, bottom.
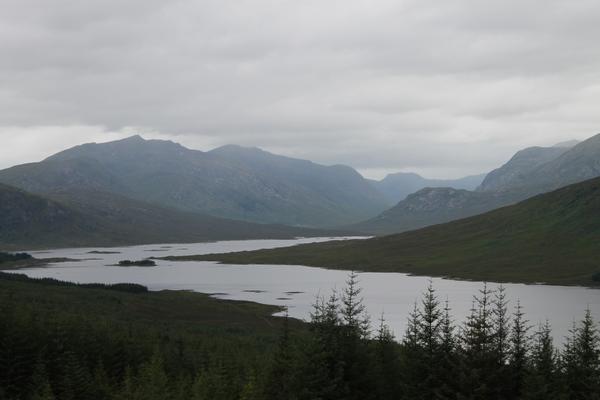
352, 133, 600, 235
370, 172, 486, 203
0, 136, 389, 227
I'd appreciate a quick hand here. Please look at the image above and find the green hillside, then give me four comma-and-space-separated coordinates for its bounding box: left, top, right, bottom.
180, 177, 600, 286
0, 183, 349, 250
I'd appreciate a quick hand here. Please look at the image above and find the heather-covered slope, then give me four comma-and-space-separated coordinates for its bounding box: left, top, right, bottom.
0, 184, 349, 250
185, 177, 600, 286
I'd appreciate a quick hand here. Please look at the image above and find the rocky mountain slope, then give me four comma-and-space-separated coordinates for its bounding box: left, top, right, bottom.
0, 136, 388, 227
370, 172, 486, 203
352, 134, 600, 235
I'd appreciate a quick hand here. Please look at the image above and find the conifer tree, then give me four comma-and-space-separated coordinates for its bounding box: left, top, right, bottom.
404, 302, 421, 350
265, 310, 295, 400
297, 292, 347, 400
339, 272, 374, 400
30, 382, 56, 400
29, 357, 55, 400
525, 320, 558, 399
563, 309, 600, 399
436, 299, 459, 399
341, 272, 370, 338
492, 285, 510, 365
116, 366, 136, 400
239, 371, 261, 400
401, 301, 423, 398
508, 300, 530, 399
459, 284, 496, 399
133, 351, 171, 400
373, 314, 400, 400
190, 372, 211, 400
418, 282, 444, 399
91, 360, 112, 400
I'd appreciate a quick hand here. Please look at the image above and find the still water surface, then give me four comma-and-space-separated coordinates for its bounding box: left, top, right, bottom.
18, 237, 600, 343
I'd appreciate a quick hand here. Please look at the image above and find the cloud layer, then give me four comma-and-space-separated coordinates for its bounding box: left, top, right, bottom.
1, 0, 599, 177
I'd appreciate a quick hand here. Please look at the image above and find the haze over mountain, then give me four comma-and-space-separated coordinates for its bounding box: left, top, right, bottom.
0, 135, 389, 228
189, 176, 600, 286
352, 133, 600, 235
477, 146, 572, 192
478, 133, 600, 194
369, 172, 486, 204
0, 183, 347, 250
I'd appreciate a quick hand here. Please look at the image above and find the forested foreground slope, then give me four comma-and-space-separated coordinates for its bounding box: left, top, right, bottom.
1, 272, 599, 399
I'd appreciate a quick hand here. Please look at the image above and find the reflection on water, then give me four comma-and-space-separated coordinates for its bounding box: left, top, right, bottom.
16, 237, 600, 343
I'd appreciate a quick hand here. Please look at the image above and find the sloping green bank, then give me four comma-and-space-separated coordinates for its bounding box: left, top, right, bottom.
170, 177, 600, 286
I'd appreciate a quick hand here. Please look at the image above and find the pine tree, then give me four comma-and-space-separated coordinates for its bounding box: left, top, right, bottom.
373, 314, 400, 400
190, 372, 211, 400
419, 282, 443, 357
91, 360, 112, 400
404, 302, 421, 350
0, 310, 37, 399
401, 301, 423, 399
492, 285, 510, 365
436, 299, 459, 399
296, 292, 347, 400
132, 351, 171, 400
115, 366, 136, 400
563, 309, 600, 399
239, 371, 261, 400
508, 300, 530, 399
341, 272, 370, 338
339, 272, 374, 400
399, 284, 447, 400
30, 382, 56, 400
418, 282, 443, 400
524, 320, 559, 399
458, 284, 496, 399
58, 351, 92, 400
265, 310, 295, 400
488, 285, 511, 399
29, 357, 55, 400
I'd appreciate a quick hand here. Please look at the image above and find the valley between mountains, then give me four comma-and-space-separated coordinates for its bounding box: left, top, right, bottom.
2, 133, 600, 286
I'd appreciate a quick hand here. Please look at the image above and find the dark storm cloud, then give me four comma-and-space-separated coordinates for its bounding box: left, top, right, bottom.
1, 0, 599, 177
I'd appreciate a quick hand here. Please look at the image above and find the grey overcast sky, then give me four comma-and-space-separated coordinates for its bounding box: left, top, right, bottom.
1, 0, 599, 179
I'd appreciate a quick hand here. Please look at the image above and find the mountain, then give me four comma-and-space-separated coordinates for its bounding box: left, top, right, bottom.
352, 134, 600, 235
0, 183, 349, 250
477, 146, 570, 192
553, 139, 580, 148
0, 183, 94, 249
519, 133, 600, 192
188, 176, 600, 286
0, 136, 388, 227
349, 187, 520, 235
370, 172, 486, 203
478, 134, 599, 193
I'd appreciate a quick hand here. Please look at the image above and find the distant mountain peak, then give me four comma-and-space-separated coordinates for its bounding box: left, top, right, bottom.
381, 171, 423, 180
553, 139, 580, 148
210, 144, 266, 154
120, 134, 145, 142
